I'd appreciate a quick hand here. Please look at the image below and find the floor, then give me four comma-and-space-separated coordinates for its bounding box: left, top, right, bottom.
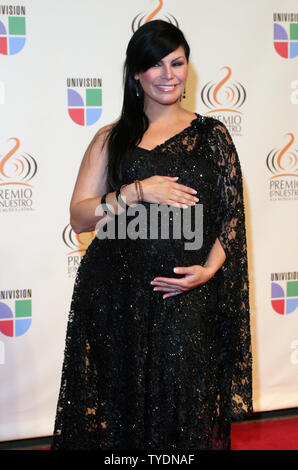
1, 410, 297, 451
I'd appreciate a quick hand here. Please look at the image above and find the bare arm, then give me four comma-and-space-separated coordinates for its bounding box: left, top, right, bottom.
70, 126, 199, 234
69, 127, 108, 233
70, 125, 138, 233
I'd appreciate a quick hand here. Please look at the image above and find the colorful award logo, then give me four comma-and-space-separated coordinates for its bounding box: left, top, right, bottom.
267, 133, 298, 201
0, 137, 37, 212
131, 0, 178, 32
0, 137, 37, 185
0, 5, 26, 55
67, 78, 103, 126
0, 291, 32, 337
200, 66, 246, 137
62, 224, 95, 277
271, 281, 298, 315
273, 13, 298, 59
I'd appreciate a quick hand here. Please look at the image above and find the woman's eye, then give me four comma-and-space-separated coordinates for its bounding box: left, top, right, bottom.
172, 61, 184, 66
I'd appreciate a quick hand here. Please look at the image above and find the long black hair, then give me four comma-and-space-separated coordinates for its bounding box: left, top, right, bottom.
105, 20, 190, 192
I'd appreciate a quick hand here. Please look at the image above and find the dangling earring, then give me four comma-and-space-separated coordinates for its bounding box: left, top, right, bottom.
183, 88, 186, 99
135, 80, 140, 97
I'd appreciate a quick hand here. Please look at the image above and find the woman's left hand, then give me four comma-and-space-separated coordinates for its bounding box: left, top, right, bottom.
150, 265, 214, 299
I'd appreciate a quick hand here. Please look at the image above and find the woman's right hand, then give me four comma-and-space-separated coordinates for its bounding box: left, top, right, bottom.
139, 175, 199, 208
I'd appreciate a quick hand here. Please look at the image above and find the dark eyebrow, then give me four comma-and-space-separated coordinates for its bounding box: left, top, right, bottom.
158, 55, 185, 64
171, 56, 185, 62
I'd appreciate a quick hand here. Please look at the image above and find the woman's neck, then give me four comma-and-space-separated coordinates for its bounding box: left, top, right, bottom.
144, 101, 186, 126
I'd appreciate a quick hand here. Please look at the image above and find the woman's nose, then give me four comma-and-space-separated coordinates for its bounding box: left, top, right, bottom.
161, 65, 174, 80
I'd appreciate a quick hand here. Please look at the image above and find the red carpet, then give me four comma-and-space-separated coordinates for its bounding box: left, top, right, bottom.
1, 415, 298, 450
231, 416, 298, 450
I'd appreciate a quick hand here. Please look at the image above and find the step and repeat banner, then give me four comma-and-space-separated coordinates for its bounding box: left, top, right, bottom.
0, 0, 297, 441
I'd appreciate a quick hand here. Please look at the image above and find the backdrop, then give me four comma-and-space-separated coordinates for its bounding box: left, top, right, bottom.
0, 0, 297, 441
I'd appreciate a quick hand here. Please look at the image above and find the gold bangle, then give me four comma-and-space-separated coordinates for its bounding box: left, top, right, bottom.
136, 180, 144, 201
134, 180, 141, 202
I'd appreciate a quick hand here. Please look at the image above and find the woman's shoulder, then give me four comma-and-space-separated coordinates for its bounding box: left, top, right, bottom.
88, 122, 116, 153
194, 113, 232, 141
93, 122, 114, 142
83, 123, 115, 165
195, 113, 225, 131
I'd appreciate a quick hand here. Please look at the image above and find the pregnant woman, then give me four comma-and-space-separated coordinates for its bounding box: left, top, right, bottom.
51, 20, 252, 450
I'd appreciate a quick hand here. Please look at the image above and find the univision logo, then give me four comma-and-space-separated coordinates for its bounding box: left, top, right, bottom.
67, 78, 103, 126
271, 282, 298, 315
273, 13, 298, 59
0, 5, 26, 55
131, 0, 178, 32
0, 289, 32, 337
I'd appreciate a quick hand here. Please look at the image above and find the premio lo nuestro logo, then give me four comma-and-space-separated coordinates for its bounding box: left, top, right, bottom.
200, 66, 246, 137
271, 272, 298, 315
267, 133, 298, 201
132, 0, 178, 32
63, 224, 95, 277
0, 4, 26, 55
273, 13, 298, 59
0, 289, 32, 337
0, 137, 37, 211
67, 78, 103, 126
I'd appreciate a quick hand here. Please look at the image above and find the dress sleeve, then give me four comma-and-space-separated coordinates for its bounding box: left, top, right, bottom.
210, 121, 253, 421
212, 123, 245, 260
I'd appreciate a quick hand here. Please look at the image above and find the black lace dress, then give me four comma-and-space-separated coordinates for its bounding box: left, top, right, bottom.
51, 114, 252, 450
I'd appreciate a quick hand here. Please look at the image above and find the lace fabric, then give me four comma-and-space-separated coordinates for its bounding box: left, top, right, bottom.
51, 114, 252, 450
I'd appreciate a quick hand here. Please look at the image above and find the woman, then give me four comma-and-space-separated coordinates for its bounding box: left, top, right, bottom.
52, 20, 252, 450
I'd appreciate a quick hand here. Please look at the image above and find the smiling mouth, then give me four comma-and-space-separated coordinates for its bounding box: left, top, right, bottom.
155, 84, 179, 91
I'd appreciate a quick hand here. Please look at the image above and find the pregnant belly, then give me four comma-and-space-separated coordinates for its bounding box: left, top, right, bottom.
87, 202, 209, 281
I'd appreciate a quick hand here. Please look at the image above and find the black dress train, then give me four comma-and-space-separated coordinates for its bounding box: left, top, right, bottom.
51, 114, 252, 450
